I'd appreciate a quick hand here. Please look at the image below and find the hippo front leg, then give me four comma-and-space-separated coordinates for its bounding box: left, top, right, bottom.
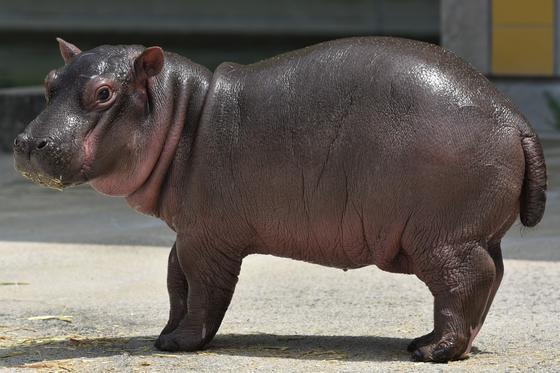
410, 241, 496, 362
155, 235, 242, 352
157, 243, 189, 338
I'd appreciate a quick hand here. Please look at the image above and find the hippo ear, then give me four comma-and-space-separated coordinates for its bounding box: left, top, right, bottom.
56, 37, 81, 64
134, 47, 164, 80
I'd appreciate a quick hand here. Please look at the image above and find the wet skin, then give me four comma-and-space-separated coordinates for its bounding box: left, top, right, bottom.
13, 37, 546, 362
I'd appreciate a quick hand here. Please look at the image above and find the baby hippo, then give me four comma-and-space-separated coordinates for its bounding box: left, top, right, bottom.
13, 37, 546, 362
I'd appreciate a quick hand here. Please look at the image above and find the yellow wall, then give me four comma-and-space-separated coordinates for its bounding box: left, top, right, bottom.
492, 0, 555, 76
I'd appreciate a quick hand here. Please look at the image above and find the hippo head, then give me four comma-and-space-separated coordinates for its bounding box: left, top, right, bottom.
13, 39, 167, 196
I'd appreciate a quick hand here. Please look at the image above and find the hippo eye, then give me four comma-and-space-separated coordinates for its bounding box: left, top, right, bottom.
96, 86, 112, 102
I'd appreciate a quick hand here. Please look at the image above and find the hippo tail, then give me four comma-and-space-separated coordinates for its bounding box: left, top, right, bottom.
518, 128, 547, 227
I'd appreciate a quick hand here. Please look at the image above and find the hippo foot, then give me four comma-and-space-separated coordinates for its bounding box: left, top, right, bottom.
154, 331, 206, 352
410, 333, 469, 363
407, 330, 434, 352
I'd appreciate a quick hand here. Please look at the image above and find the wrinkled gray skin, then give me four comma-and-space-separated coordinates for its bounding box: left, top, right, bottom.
13, 37, 547, 363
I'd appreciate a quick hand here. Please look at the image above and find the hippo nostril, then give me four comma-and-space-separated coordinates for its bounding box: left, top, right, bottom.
36, 139, 49, 150
13, 133, 28, 153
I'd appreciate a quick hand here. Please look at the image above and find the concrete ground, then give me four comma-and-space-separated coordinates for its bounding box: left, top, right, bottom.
0, 139, 559, 372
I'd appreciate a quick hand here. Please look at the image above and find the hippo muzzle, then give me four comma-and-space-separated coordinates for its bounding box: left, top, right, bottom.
13, 116, 86, 190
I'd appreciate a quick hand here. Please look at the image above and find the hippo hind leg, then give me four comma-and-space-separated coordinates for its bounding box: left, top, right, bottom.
409, 241, 497, 362
407, 241, 504, 357
468, 242, 504, 346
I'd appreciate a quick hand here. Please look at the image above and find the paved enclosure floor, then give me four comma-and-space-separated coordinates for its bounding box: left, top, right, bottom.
0, 139, 559, 371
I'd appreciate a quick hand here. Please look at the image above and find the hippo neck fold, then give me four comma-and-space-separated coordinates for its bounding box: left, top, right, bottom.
125, 60, 211, 217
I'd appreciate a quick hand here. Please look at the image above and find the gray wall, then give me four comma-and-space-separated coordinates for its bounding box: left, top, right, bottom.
440, 0, 560, 134
0, 0, 439, 36
441, 0, 491, 73
0, 87, 44, 152
0, 0, 440, 87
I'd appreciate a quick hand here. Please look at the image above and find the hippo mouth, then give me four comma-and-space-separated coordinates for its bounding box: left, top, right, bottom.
15, 162, 86, 191
18, 169, 68, 191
